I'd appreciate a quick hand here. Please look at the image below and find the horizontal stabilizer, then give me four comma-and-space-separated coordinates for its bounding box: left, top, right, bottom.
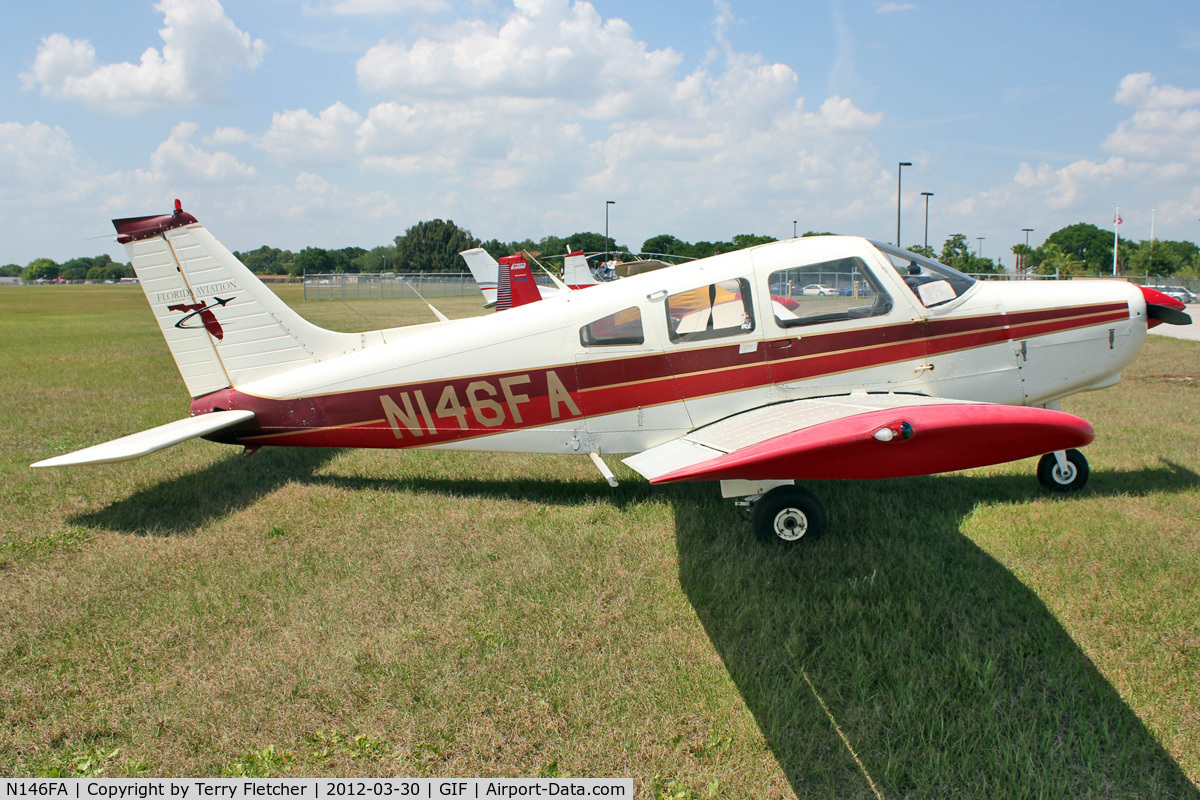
624, 395, 1094, 483
32, 410, 255, 468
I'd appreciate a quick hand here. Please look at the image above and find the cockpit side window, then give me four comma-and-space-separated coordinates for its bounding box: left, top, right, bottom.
580, 306, 644, 347
768, 257, 893, 328
665, 278, 754, 343
872, 242, 976, 308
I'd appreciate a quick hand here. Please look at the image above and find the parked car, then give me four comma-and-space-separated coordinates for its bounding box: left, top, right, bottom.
1146, 285, 1198, 304
802, 284, 838, 296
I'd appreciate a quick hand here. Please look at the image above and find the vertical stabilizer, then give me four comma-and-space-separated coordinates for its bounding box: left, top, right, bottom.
563, 250, 599, 289
460, 247, 499, 307
496, 254, 543, 311
115, 203, 369, 398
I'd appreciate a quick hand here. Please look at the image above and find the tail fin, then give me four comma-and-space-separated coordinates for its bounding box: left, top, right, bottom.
115, 202, 368, 398
459, 247, 499, 307
563, 250, 599, 289
496, 254, 544, 311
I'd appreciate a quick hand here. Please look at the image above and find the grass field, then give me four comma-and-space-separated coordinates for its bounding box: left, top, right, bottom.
2, 284, 1198, 798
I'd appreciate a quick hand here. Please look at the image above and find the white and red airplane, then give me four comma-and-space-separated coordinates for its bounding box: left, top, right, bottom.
461, 247, 668, 310
33, 202, 1191, 544
459, 248, 566, 308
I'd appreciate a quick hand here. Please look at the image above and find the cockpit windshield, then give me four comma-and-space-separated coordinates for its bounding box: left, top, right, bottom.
871, 242, 977, 308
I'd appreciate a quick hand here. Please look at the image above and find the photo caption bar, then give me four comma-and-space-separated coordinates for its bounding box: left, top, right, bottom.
0, 780, 632, 800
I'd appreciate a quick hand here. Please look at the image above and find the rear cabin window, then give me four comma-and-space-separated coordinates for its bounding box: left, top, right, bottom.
666, 278, 755, 343
769, 257, 893, 328
580, 307, 644, 347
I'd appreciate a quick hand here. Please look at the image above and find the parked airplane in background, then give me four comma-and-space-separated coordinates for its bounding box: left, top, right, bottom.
33, 202, 1191, 544
460, 247, 566, 308
460, 246, 676, 309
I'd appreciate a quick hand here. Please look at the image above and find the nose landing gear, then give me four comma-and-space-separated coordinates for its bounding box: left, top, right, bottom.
1037, 448, 1090, 492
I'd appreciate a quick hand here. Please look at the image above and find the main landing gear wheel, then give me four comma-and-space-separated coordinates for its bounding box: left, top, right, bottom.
752, 486, 827, 545
1037, 449, 1089, 493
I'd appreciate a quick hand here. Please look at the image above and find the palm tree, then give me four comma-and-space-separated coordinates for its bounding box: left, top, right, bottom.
1037, 243, 1086, 277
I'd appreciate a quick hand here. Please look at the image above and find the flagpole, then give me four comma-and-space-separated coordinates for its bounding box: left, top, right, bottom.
1150, 206, 1155, 274
1113, 206, 1120, 276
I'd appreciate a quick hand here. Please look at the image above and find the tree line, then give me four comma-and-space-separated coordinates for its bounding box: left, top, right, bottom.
2, 254, 128, 283
5, 219, 1199, 282
1005, 222, 1200, 278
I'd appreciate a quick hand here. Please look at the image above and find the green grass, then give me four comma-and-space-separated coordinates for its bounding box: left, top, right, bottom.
1, 285, 1198, 798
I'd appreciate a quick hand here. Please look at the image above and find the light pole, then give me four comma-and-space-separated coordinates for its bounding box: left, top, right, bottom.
976, 237, 985, 259
605, 200, 615, 263
920, 192, 934, 251
793, 220, 797, 239
1021, 228, 1033, 277
896, 162, 912, 246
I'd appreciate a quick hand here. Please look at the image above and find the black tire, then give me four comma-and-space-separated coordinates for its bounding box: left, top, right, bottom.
1037, 449, 1089, 492
752, 485, 827, 544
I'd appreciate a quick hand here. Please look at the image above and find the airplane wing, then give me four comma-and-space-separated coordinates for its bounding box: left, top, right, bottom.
622, 394, 1094, 483
32, 410, 256, 468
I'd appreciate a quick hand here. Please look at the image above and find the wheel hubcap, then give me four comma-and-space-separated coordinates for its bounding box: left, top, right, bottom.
1053, 463, 1077, 484
772, 507, 808, 541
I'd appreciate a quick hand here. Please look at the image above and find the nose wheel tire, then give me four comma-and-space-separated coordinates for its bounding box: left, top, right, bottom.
1037, 449, 1089, 492
752, 486, 827, 544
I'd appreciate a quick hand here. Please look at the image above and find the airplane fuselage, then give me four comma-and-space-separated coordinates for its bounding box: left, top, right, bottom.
197, 237, 1148, 458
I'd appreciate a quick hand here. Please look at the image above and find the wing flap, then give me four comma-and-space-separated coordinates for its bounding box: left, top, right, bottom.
623, 395, 1094, 484
32, 410, 255, 468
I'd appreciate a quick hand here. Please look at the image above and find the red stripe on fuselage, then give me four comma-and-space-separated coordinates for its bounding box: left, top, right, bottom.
211, 302, 1129, 449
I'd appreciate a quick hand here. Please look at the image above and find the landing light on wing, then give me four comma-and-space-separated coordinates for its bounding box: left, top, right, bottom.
872, 421, 914, 442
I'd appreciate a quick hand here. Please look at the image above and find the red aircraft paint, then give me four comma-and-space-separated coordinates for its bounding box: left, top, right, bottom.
649, 403, 1096, 483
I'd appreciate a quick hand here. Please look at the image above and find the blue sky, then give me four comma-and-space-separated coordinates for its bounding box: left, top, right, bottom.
3, 0, 1199, 266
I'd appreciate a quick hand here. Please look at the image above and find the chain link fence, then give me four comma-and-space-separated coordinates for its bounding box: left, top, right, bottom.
303, 272, 477, 301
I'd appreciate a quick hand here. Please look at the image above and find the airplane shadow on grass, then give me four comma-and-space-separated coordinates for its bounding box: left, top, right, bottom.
76, 454, 1200, 796
671, 462, 1200, 799
74, 448, 342, 535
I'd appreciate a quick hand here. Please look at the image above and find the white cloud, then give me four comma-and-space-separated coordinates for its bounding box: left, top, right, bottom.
1114, 72, 1200, 110
341, 0, 887, 243
137, 122, 257, 184
2, 1, 896, 262
258, 103, 364, 167
20, 0, 265, 113
1104, 73, 1200, 164
0, 121, 81, 188
356, 0, 682, 112
876, 2, 916, 12
309, 0, 450, 14
810, 95, 883, 130
207, 127, 255, 146
944, 72, 1200, 247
